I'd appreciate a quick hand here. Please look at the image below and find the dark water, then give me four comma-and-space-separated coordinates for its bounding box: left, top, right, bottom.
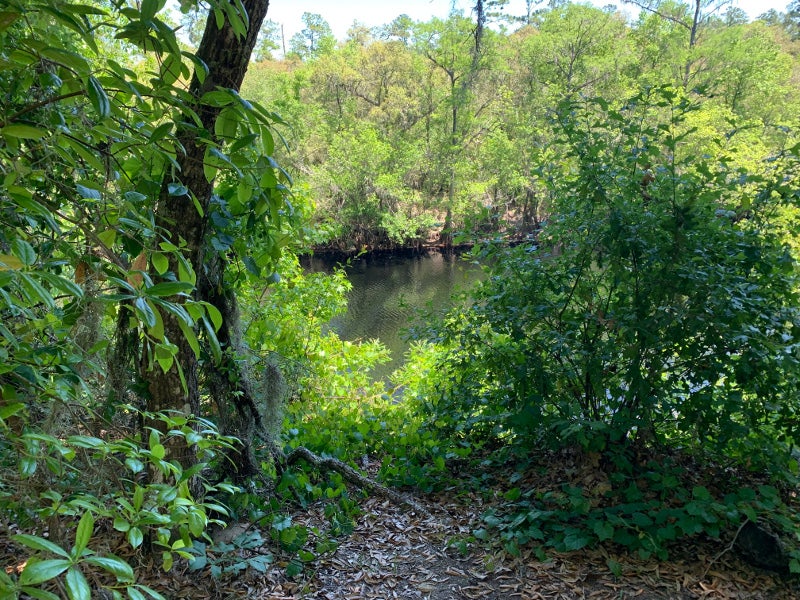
305, 252, 484, 381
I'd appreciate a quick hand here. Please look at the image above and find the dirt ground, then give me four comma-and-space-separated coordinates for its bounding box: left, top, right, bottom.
131, 491, 798, 600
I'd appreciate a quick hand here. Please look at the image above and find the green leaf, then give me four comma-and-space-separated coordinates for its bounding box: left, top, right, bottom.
12, 238, 36, 266
150, 122, 173, 143
127, 527, 144, 549
0, 402, 25, 420
140, 0, 165, 20
20, 587, 60, 600
592, 520, 614, 541
0, 253, 24, 270
177, 318, 200, 358
204, 303, 223, 331
159, 53, 183, 86
13, 534, 70, 558
84, 555, 134, 582
39, 47, 90, 73
161, 551, 173, 572
97, 229, 117, 248
167, 182, 188, 196
1, 124, 47, 139
86, 76, 110, 119
113, 517, 131, 532
128, 588, 147, 600
73, 511, 94, 558
285, 559, 303, 578
18, 559, 71, 586
150, 443, 166, 460
76, 183, 102, 200
151, 253, 169, 275
65, 566, 90, 600
0, 10, 21, 33
134, 297, 157, 328
145, 281, 193, 297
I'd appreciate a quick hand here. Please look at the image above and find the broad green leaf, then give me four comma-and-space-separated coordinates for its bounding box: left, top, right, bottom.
36, 272, 83, 298
204, 303, 223, 331
76, 183, 102, 200
159, 53, 183, 86
20, 587, 60, 600
127, 527, 143, 549
155, 349, 173, 374
84, 555, 134, 582
66, 436, 104, 449
0, 402, 25, 420
18, 559, 71, 586
128, 588, 147, 600
214, 107, 239, 139
141, 0, 167, 20
161, 551, 173, 572
64, 566, 90, 600
150, 442, 166, 460
200, 90, 233, 108
0, 10, 20, 33
73, 511, 94, 557
177, 318, 200, 358
134, 297, 157, 328
167, 182, 188, 197
12, 535, 69, 558
19, 273, 55, 308
12, 239, 36, 266
1, 124, 47, 139
86, 76, 110, 119
150, 122, 172, 142
177, 254, 196, 285
145, 281, 193, 297
201, 315, 222, 364
0, 253, 23, 270
151, 252, 169, 275
97, 229, 117, 248
113, 517, 131, 532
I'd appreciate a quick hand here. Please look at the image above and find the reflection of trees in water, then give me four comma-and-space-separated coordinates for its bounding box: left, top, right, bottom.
330, 252, 483, 380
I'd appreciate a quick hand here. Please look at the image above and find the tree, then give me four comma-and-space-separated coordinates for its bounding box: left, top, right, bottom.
786, 0, 800, 40
698, 21, 794, 120
520, 3, 634, 97
289, 12, 335, 60
623, 0, 733, 85
414, 9, 493, 245
142, 0, 301, 478
254, 19, 282, 61
422, 87, 800, 469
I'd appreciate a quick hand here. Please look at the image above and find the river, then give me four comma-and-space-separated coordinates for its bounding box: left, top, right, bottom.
305, 252, 484, 381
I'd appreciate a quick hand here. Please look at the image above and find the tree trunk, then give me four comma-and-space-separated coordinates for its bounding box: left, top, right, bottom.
143, 0, 271, 473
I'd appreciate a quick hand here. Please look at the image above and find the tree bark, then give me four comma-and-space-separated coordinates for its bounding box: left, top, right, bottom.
143, 0, 271, 472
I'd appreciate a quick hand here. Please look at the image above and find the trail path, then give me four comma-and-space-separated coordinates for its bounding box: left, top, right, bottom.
169, 493, 798, 599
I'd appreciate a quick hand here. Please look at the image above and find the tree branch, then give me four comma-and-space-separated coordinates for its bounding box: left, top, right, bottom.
621, 0, 691, 30
0, 91, 85, 128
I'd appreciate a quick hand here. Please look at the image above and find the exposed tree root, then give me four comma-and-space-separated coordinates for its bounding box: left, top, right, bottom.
284, 446, 431, 517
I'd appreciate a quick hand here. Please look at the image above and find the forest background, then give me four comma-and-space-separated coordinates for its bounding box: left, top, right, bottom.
2, 0, 800, 598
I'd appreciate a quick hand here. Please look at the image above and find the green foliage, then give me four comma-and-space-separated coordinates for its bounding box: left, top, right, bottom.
399, 86, 800, 557
0, 407, 238, 597
422, 87, 800, 464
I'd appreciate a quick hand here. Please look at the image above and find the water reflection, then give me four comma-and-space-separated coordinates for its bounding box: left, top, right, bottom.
305, 252, 483, 380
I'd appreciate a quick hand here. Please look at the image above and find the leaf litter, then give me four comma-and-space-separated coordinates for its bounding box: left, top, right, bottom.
3, 462, 798, 599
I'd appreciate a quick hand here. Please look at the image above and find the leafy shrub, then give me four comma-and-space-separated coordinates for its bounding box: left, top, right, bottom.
403, 87, 800, 557
421, 87, 800, 468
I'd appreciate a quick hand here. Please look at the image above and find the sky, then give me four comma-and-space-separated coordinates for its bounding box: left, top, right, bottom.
266, 0, 793, 42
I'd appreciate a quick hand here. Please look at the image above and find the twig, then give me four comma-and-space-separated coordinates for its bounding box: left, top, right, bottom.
702, 519, 749, 577
285, 446, 432, 517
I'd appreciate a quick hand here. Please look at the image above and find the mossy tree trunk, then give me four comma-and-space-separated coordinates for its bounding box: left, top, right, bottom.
142, 0, 271, 473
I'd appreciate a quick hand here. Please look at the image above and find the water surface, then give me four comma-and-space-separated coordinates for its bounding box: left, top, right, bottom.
306, 252, 484, 381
